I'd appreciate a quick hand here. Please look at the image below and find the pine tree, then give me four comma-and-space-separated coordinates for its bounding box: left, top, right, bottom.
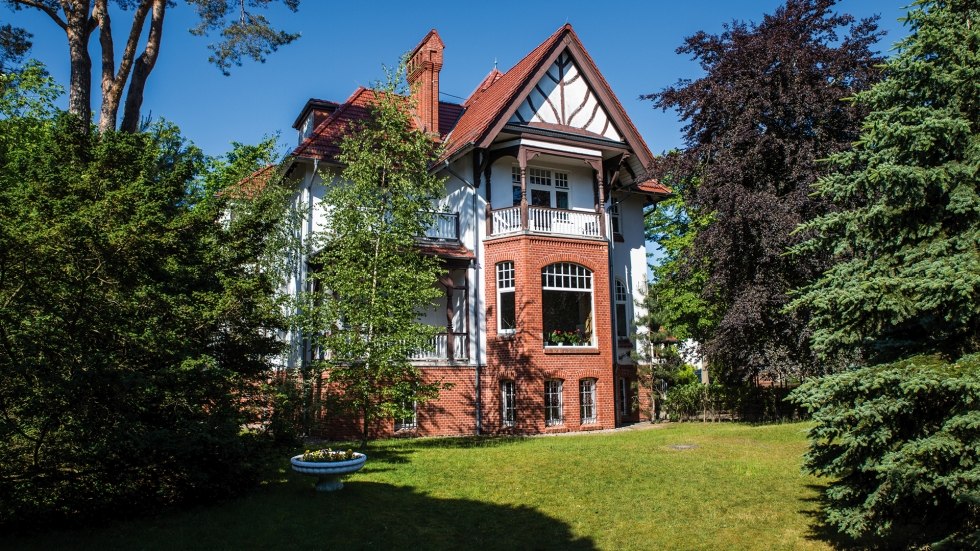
790, 0, 980, 363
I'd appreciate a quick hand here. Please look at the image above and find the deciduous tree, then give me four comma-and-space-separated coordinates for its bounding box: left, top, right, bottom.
302, 67, 448, 447
644, 0, 882, 382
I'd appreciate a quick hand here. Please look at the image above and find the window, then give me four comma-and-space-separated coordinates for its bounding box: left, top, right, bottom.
529, 167, 552, 186
619, 378, 629, 416
615, 279, 630, 339
501, 380, 516, 427
545, 379, 564, 426
580, 379, 597, 424
496, 262, 516, 334
610, 203, 621, 235
542, 263, 593, 346
395, 401, 417, 431
511, 166, 522, 206
555, 171, 569, 209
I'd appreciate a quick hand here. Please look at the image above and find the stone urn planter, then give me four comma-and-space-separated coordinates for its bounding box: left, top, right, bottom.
290, 450, 367, 492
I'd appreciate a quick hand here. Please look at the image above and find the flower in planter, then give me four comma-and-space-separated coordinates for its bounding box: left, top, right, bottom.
301, 448, 357, 462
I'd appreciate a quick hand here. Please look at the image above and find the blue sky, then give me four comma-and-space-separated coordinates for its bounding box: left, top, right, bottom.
8, 1, 910, 158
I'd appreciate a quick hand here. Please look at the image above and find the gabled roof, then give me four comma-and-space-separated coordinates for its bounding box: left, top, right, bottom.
439, 24, 656, 171
290, 23, 658, 191
291, 88, 464, 163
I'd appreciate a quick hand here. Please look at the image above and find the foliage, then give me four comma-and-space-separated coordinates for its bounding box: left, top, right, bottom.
547, 329, 586, 346
5, 0, 301, 130
302, 65, 447, 447
789, 354, 980, 547
644, 0, 882, 382
630, 282, 690, 420
0, 22, 31, 73
789, 0, 980, 363
300, 448, 357, 462
0, 76, 289, 528
664, 382, 800, 422
644, 160, 717, 343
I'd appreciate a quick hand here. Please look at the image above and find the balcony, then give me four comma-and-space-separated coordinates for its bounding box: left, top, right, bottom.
409, 332, 469, 361
489, 205, 602, 239
422, 212, 460, 241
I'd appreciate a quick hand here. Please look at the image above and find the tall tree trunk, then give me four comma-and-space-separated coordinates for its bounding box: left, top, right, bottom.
63, 1, 95, 125
95, 0, 153, 132
120, 0, 165, 132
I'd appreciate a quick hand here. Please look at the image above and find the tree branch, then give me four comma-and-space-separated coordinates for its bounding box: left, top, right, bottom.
10, 0, 67, 30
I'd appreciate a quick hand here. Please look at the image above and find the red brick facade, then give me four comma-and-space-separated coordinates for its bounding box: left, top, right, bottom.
480, 234, 615, 434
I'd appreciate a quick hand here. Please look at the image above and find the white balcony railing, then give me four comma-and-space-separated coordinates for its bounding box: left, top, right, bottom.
423, 212, 460, 241
490, 205, 602, 239
409, 332, 469, 361
528, 207, 601, 238
491, 206, 522, 236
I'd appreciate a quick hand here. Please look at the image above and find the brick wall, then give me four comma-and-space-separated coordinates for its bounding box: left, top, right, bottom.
480, 234, 616, 434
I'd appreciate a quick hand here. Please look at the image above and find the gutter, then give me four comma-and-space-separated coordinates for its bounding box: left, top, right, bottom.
443, 160, 483, 436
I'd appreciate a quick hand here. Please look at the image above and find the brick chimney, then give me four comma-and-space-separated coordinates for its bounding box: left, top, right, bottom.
407, 30, 444, 135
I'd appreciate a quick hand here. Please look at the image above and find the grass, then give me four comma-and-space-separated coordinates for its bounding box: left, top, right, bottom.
2, 422, 831, 551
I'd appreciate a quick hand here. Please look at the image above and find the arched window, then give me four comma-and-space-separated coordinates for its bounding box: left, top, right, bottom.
501, 380, 516, 427
541, 263, 593, 347
615, 278, 630, 339
545, 379, 564, 426
579, 378, 597, 424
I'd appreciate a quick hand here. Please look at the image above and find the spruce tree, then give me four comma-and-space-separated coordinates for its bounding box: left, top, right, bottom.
790, 0, 980, 362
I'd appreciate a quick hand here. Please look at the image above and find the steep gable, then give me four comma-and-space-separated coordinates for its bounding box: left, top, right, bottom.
507, 50, 621, 142
441, 24, 655, 172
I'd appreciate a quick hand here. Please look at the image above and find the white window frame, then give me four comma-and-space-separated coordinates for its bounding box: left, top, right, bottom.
579, 378, 597, 424
496, 261, 516, 335
395, 401, 417, 431
615, 278, 631, 339
501, 380, 516, 427
542, 263, 595, 347
517, 165, 571, 209
619, 378, 629, 416
545, 379, 564, 426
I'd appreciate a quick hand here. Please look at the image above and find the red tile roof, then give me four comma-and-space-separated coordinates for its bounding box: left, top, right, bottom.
223, 164, 277, 199
289, 22, 661, 201
438, 25, 569, 163
291, 88, 463, 163
636, 178, 671, 195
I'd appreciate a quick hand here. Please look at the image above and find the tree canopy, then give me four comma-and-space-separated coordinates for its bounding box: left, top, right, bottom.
301, 68, 448, 447
4, 0, 300, 131
0, 66, 291, 527
789, 0, 980, 363
644, 0, 882, 382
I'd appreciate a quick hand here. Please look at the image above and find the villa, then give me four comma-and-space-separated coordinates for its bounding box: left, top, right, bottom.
283, 24, 668, 438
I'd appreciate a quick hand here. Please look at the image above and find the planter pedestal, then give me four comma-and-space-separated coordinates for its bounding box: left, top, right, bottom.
290, 453, 367, 492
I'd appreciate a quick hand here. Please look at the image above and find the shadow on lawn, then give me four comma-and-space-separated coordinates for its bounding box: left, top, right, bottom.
800, 484, 921, 550
273, 481, 597, 549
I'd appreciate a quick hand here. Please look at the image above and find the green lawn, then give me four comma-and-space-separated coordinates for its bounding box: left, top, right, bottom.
3, 423, 832, 551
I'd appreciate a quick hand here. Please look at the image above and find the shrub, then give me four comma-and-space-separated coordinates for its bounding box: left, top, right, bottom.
789, 355, 980, 547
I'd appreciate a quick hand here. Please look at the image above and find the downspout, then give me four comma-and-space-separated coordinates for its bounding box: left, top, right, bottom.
607, 196, 619, 426
302, 159, 319, 369
443, 160, 482, 435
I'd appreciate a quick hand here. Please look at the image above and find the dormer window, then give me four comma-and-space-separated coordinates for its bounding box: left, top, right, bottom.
301, 113, 314, 141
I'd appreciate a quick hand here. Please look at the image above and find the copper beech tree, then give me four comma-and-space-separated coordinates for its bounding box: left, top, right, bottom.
644, 0, 882, 382
4, 0, 300, 131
